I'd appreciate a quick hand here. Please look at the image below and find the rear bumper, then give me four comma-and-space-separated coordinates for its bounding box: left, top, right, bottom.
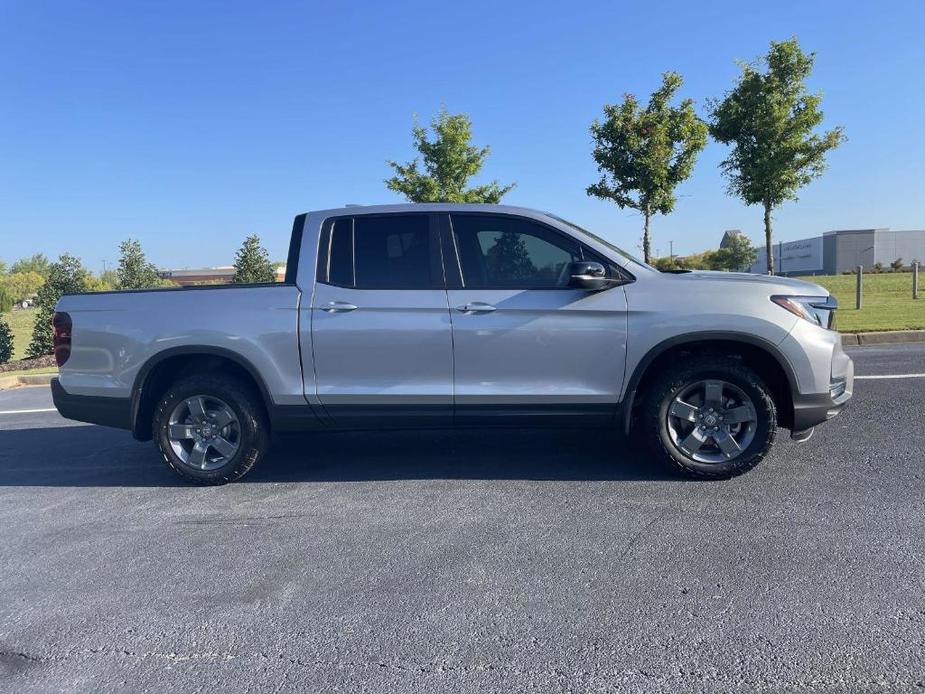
51, 378, 132, 430
791, 357, 854, 432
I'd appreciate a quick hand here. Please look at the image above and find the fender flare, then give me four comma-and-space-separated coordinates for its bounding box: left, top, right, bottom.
129, 345, 276, 439
621, 331, 799, 435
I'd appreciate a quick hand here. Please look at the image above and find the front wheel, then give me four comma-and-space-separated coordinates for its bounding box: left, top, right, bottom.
643, 356, 777, 479
153, 374, 269, 484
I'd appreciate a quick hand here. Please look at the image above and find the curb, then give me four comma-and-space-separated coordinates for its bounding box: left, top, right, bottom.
841, 330, 925, 346
0, 373, 55, 391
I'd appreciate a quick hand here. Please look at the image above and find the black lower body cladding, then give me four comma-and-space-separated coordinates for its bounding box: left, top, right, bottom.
50, 378, 132, 430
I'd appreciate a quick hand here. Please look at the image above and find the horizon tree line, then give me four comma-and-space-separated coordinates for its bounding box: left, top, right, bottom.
0, 234, 278, 364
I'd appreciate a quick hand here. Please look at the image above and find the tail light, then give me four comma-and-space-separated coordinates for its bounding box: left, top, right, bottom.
52, 312, 72, 366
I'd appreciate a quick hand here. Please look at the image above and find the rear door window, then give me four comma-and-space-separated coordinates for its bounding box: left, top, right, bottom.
324, 215, 439, 289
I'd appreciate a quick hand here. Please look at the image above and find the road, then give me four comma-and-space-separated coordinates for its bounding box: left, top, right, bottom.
1, 344, 923, 693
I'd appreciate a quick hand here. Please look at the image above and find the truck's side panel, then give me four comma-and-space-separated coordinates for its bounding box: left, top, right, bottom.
56, 284, 306, 405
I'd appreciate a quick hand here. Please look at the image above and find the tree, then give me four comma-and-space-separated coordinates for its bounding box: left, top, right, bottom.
588, 72, 708, 263
713, 233, 758, 271
0, 317, 13, 364
117, 238, 161, 289
99, 269, 120, 288
890, 258, 904, 272
26, 254, 89, 358
11, 253, 51, 277
0, 285, 12, 313
386, 107, 515, 203
233, 235, 275, 284
709, 38, 846, 275
485, 232, 536, 281
2, 271, 44, 303
85, 273, 114, 292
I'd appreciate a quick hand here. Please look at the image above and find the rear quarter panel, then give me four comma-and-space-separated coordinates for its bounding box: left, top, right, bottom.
56, 285, 305, 405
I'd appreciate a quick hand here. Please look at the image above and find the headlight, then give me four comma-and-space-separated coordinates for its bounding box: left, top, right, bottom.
771, 295, 838, 330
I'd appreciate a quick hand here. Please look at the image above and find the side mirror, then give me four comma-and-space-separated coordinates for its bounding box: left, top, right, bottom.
569, 261, 609, 290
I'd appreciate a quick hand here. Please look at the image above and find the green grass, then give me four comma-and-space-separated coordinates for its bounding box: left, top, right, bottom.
797, 272, 925, 332
1, 307, 37, 361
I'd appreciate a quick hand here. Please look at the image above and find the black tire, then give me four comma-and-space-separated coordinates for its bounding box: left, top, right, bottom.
642, 355, 777, 479
153, 373, 269, 485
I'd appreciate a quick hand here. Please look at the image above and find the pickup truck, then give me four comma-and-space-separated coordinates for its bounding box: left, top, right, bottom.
51, 204, 853, 484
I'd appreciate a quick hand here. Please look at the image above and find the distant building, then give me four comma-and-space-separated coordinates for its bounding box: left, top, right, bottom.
719, 229, 745, 249
748, 228, 925, 275
158, 265, 286, 286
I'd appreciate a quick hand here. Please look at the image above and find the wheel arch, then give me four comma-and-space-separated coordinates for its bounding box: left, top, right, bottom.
130, 346, 274, 441
622, 332, 798, 435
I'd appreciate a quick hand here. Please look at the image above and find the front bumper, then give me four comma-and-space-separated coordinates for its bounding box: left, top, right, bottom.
51, 378, 132, 430
791, 357, 854, 432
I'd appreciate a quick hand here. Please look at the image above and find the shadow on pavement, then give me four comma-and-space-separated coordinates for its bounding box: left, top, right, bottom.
0, 424, 680, 487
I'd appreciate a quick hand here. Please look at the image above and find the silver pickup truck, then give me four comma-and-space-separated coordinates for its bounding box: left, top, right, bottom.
51, 203, 853, 484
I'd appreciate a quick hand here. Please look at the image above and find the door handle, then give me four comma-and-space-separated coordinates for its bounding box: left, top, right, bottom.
455, 302, 496, 314
320, 301, 358, 313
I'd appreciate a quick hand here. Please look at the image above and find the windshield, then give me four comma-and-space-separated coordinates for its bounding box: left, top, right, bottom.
547, 214, 657, 271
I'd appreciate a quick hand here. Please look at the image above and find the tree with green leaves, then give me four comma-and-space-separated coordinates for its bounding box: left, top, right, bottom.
233, 235, 275, 284
713, 232, 758, 272
2, 271, 44, 303
386, 107, 515, 203
0, 317, 13, 364
27, 254, 89, 358
117, 238, 161, 289
709, 38, 846, 275
11, 253, 51, 277
588, 72, 708, 263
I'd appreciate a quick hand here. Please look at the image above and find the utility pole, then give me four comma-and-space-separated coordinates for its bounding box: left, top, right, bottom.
669, 240, 674, 260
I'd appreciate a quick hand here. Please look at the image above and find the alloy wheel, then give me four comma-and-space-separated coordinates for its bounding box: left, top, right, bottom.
167, 395, 241, 470
666, 379, 758, 464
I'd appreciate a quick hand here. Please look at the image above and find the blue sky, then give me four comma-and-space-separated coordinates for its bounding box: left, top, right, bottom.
1, 0, 923, 271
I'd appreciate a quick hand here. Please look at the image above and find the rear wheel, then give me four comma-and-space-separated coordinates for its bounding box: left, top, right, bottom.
153, 374, 269, 484
643, 356, 777, 479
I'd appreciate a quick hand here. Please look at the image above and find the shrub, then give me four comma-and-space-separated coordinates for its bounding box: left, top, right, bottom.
0, 318, 13, 364
0, 285, 12, 314
891, 258, 904, 271
26, 254, 89, 358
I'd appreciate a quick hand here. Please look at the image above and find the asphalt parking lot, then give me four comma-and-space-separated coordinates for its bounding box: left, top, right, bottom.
1, 343, 923, 693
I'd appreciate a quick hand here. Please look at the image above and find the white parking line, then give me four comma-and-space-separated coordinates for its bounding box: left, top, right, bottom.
0, 408, 58, 415
855, 374, 925, 380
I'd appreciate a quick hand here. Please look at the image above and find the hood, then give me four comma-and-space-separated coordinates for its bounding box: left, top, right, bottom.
667, 270, 829, 296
